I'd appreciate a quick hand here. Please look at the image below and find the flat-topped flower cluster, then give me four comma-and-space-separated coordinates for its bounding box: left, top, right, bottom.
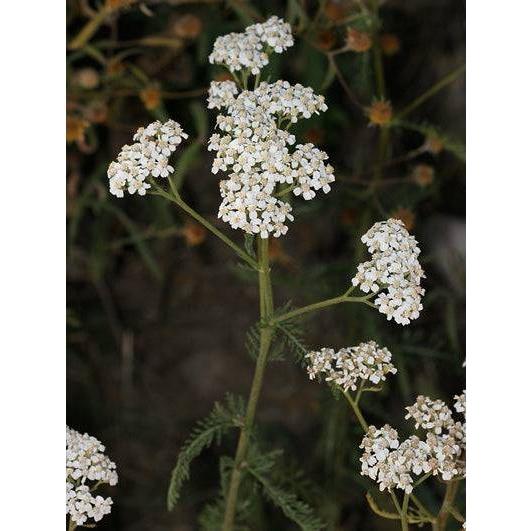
360, 391, 466, 493
66, 427, 118, 526
352, 219, 425, 325
107, 119, 188, 198
209, 16, 293, 74
205, 17, 335, 238
208, 79, 334, 238
305, 341, 397, 391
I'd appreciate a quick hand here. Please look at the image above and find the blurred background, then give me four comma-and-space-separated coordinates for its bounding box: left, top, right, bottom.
66, 0, 465, 529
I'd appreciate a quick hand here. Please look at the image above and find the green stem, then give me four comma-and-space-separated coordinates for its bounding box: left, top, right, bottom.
410, 493, 435, 521
153, 187, 258, 270
413, 471, 432, 488
343, 386, 369, 432
68, 6, 111, 50
397, 64, 466, 120
273, 291, 374, 324
221, 238, 274, 531
369, 0, 389, 187
68, 518, 77, 531
401, 493, 410, 531
433, 480, 460, 531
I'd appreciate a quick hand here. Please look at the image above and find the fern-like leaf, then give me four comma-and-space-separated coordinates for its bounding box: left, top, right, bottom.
167, 394, 245, 511
247, 449, 324, 531
270, 303, 308, 363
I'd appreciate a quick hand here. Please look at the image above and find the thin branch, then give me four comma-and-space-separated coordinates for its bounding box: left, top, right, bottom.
397, 64, 466, 119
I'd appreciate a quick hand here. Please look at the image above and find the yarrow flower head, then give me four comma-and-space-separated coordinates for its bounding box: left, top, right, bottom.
360, 391, 466, 492
208, 78, 334, 238
107, 119, 188, 198
66, 426, 118, 527
305, 341, 397, 392
360, 427, 433, 494
351, 219, 425, 325
209, 16, 294, 74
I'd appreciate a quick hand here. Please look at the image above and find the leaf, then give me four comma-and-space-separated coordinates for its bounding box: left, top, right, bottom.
167, 394, 245, 510
247, 451, 324, 531
270, 303, 308, 363
245, 320, 261, 360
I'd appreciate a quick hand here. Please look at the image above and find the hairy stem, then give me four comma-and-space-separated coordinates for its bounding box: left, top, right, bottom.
433, 480, 460, 531
221, 238, 274, 531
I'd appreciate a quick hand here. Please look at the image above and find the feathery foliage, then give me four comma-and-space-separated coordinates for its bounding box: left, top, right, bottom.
246, 447, 325, 531
167, 394, 245, 511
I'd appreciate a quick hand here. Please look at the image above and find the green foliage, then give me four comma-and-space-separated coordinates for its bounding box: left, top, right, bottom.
271, 303, 308, 363
245, 304, 308, 363
245, 320, 262, 360
246, 448, 325, 531
167, 394, 246, 511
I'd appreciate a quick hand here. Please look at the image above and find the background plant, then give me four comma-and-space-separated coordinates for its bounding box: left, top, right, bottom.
66, 1, 465, 529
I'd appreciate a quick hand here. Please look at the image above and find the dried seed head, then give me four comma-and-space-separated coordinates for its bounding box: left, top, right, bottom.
140, 85, 162, 110
367, 100, 393, 126
66, 115, 89, 143
346, 28, 373, 52
380, 33, 401, 56
172, 14, 203, 39
106, 57, 126, 76
74, 67, 100, 90
181, 222, 207, 247
84, 101, 108, 124
324, 0, 348, 21
316, 29, 337, 51
424, 134, 445, 155
411, 164, 434, 187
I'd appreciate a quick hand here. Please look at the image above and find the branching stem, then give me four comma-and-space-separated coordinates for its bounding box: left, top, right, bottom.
273, 290, 375, 324
221, 238, 274, 531
151, 185, 258, 270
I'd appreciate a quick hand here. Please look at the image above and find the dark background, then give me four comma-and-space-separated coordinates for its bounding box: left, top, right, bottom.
67, 1, 465, 529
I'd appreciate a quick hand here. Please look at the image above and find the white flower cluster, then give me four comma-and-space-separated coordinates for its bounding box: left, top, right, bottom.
360, 392, 466, 492
305, 341, 397, 392
454, 391, 466, 415
209, 16, 294, 74
352, 219, 425, 325
360, 426, 433, 493
107, 119, 188, 198
66, 426, 118, 527
207, 80, 239, 110
208, 80, 333, 238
